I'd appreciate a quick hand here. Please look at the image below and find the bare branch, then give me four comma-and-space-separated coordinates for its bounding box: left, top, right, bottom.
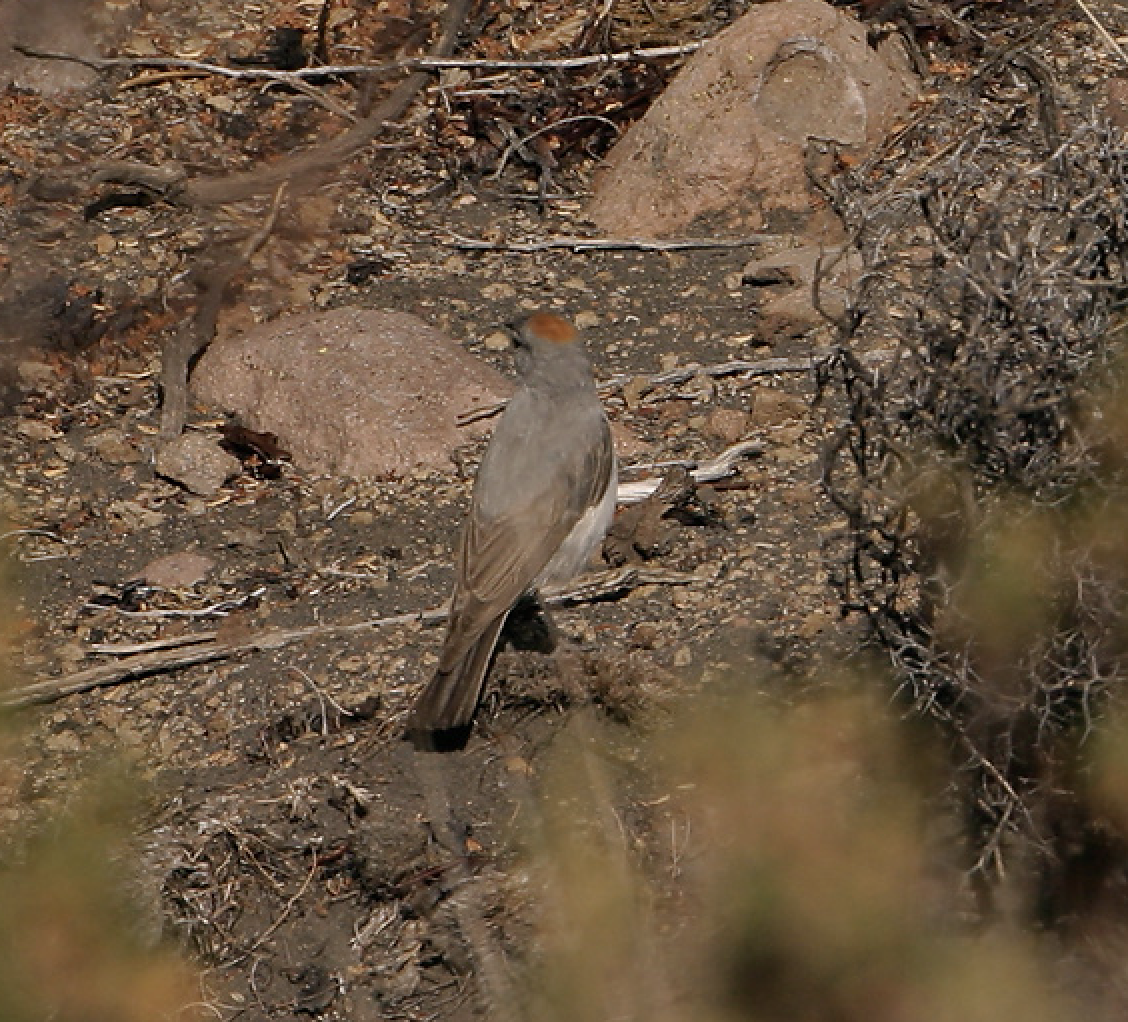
438, 232, 771, 253
4, 569, 698, 709
12, 41, 701, 82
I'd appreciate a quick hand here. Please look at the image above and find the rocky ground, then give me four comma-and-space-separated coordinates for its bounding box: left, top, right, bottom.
2, 1, 1128, 1020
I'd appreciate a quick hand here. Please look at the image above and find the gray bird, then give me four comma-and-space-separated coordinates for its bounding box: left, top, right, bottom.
406, 312, 617, 747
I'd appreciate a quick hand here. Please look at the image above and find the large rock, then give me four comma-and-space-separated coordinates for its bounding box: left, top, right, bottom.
588, 0, 917, 238
191, 308, 510, 478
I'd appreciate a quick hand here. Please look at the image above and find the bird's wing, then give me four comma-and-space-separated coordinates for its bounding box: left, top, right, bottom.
453, 414, 614, 622
454, 501, 579, 617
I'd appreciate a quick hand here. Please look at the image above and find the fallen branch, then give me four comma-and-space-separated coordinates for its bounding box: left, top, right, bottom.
457, 354, 829, 427
89, 633, 219, 655
12, 41, 700, 81
83, 586, 268, 621
0, 528, 70, 546
617, 439, 765, 504
601, 355, 824, 393
458, 348, 892, 427
439, 232, 771, 253
6, 568, 697, 709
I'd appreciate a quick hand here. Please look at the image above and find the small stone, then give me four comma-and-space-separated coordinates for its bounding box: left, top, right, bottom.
107, 499, 166, 529
17, 420, 59, 442
482, 282, 516, 301
673, 646, 693, 668
774, 445, 814, 466
88, 429, 141, 465
749, 390, 808, 427
705, 407, 749, 443
575, 310, 600, 329
621, 376, 651, 410
504, 755, 535, 776
797, 610, 833, 638
1105, 76, 1128, 130
44, 728, 84, 754
629, 622, 660, 649
155, 434, 241, 496
17, 361, 56, 387
95, 233, 117, 255
482, 329, 511, 352
138, 550, 215, 589
781, 483, 819, 507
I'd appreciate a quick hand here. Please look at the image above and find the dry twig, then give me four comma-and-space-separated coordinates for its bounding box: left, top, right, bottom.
6, 568, 698, 709
439, 232, 771, 253
456, 350, 890, 427
616, 440, 765, 504
12, 41, 701, 81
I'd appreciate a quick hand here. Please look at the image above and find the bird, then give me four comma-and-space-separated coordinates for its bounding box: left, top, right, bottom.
406, 312, 617, 748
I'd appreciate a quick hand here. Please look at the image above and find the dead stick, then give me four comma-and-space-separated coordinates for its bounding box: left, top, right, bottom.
439, 233, 771, 253
89, 633, 219, 655
457, 349, 892, 427
459, 357, 822, 427
12, 42, 700, 80
6, 569, 696, 709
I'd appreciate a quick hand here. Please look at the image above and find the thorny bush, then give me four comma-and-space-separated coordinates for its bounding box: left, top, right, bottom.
817, 68, 1128, 920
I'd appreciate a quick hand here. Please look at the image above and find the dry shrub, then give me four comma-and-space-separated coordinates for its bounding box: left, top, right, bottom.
816, 58, 1128, 923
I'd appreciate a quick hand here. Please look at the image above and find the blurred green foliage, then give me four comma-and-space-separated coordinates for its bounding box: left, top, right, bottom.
0, 539, 197, 1022
529, 691, 1095, 1022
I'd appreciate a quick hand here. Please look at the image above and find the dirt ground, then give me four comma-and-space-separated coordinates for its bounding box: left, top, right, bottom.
2, 1, 1125, 1019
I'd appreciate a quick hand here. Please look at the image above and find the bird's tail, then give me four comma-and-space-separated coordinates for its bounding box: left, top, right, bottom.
405, 615, 507, 750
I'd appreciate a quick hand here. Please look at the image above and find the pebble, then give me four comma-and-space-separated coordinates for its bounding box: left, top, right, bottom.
749, 390, 808, 427
88, 430, 141, 465
139, 550, 215, 588
155, 434, 242, 496
482, 282, 516, 301
706, 407, 749, 443
482, 329, 511, 352
18, 421, 59, 442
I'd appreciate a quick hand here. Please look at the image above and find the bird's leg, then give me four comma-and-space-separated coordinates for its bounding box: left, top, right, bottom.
500, 591, 558, 654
